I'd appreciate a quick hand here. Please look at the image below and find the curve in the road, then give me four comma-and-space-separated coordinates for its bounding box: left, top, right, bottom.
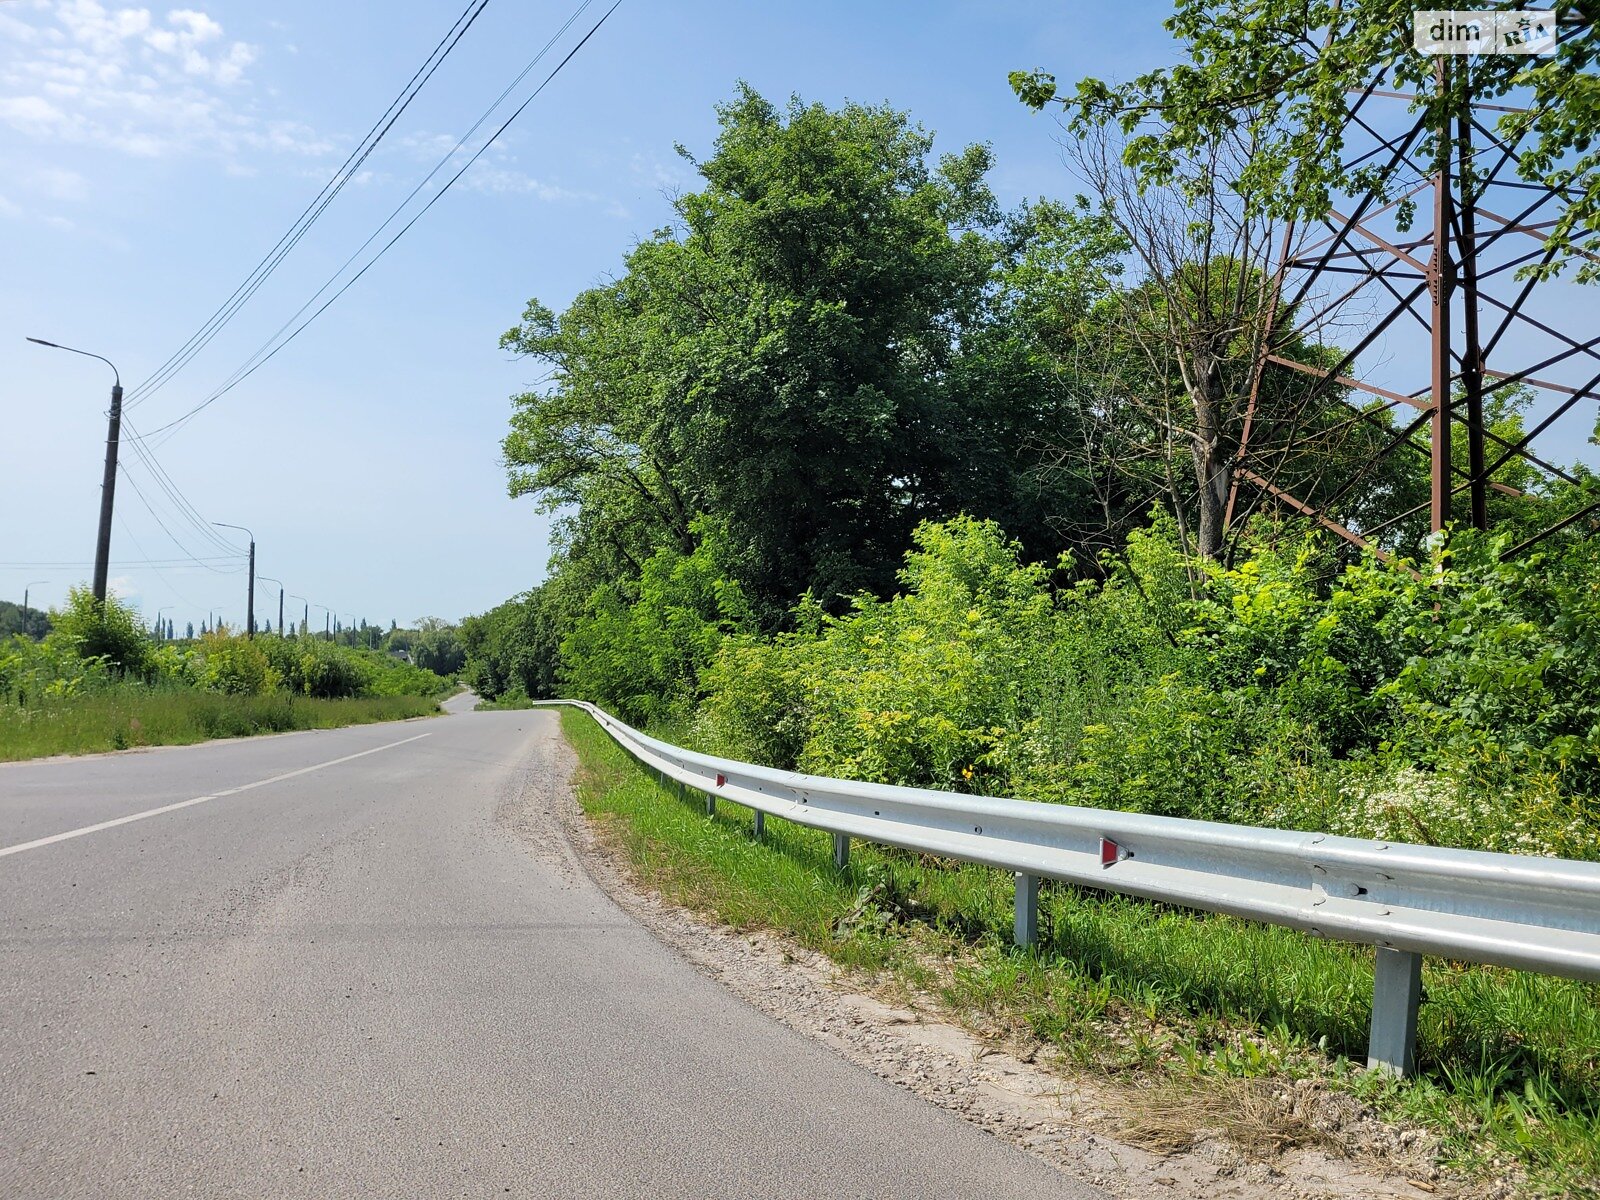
0, 705, 1106, 1199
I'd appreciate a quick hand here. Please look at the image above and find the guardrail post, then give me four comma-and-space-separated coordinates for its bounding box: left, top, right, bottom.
705, 791, 716, 817
1014, 872, 1039, 948
832, 832, 849, 870
753, 810, 765, 840
1367, 947, 1423, 1076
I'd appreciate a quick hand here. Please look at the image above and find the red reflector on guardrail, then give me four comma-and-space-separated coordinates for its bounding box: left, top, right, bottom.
1100, 837, 1123, 867
716, 774, 726, 788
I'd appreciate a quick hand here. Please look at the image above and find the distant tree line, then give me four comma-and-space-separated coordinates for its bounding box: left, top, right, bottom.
0, 600, 51, 641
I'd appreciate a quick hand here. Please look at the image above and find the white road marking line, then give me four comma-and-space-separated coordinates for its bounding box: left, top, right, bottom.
0, 732, 433, 859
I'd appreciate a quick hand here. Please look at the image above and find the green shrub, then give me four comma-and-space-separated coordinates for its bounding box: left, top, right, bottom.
562, 521, 754, 726
685, 515, 1600, 860
0, 632, 117, 704
366, 656, 452, 697
700, 516, 1149, 796
198, 632, 280, 695
260, 636, 373, 698
695, 628, 812, 768
1377, 533, 1600, 794
48, 586, 151, 676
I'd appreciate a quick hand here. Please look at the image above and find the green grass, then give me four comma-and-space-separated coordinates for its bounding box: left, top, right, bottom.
0, 689, 440, 761
560, 707, 1600, 1199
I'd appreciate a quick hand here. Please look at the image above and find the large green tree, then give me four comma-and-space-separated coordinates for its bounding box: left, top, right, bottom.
502, 85, 1088, 615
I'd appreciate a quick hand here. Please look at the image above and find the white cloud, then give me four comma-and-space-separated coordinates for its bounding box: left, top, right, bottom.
168, 9, 222, 41
400, 131, 600, 207
146, 10, 254, 85
400, 130, 461, 158
55, 1, 152, 56
0, 11, 41, 45
462, 164, 588, 203
0, 94, 68, 133
260, 118, 333, 157
0, 3, 277, 158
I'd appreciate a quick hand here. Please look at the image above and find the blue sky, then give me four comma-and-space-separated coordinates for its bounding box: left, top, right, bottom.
1, 0, 1185, 629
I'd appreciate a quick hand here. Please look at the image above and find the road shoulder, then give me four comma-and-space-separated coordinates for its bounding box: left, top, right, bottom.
546, 748, 1452, 1200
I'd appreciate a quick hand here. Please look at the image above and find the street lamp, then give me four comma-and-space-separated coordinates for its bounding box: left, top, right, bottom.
153, 607, 168, 641
212, 521, 256, 638
26, 338, 123, 603
312, 604, 332, 640
289, 594, 308, 637
22, 580, 47, 613
258, 575, 284, 636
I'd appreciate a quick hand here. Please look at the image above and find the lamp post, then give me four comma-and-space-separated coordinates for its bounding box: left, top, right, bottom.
289, 594, 308, 637
212, 522, 255, 638
26, 338, 122, 603
153, 607, 168, 641
258, 575, 284, 636
22, 581, 46, 613
312, 603, 331, 640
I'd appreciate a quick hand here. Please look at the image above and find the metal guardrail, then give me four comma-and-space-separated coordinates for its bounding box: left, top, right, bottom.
551, 700, 1600, 1076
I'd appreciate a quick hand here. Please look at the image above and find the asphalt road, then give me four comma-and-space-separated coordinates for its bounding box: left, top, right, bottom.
0, 700, 1106, 1198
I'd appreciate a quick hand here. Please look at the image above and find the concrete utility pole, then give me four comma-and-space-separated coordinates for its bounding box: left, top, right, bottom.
23, 581, 46, 613
26, 338, 122, 603
258, 576, 284, 637
213, 522, 256, 637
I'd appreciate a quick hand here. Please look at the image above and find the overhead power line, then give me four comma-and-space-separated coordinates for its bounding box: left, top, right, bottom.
125, 0, 493, 410
116, 460, 243, 575
113, 516, 236, 612
136, 0, 620, 447
119, 415, 244, 559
